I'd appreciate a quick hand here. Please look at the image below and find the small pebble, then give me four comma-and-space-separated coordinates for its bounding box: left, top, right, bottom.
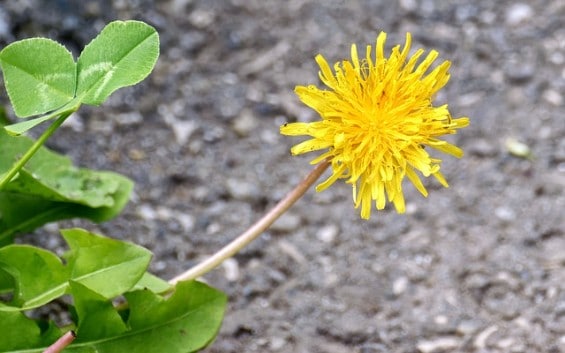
216, 84, 246, 120
456, 320, 481, 335
115, 111, 143, 126
457, 91, 483, 107
505, 138, 531, 158
434, 315, 448, 325
468, 138, 498, 157
226, 178, 260, 201
84, 1, 101, 16
359, 343, 387, 353
176, 213, 195, 233
155, 206, 174, 220
153, 261, 167, 272
170, 120, 198, 145
44, 223, 60, 234
497, 337, 515, 349
417, 337, 460, 353
260, 129, 280, 145
316, 224, 339, 243
222, 258, 240, 282
268, 269, 287, 283
203, 126, 225, 143
474, 325, 498, 349
240, 41, 291, 76
137, 204, 157, 220
0, 8, 10, 40
504, 62, 535, 83
188, 9, 215, 28
270, 213, 301, 233
393, 276, 409, 296
179, 31, 206, 52
542, 89, 563, 106
494, 206, 516, 222
318, 309, 372, 343
399, 0, 418, 12
128, 148, 146, 160
505, 4, 534, 25
205, 222, 222, 235
277, 240, 306, 264
62, 114, 85, 132
232, 109, 258, 137
269, 336, 286, 351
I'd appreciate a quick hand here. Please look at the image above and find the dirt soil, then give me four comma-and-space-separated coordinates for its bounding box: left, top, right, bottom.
1, 1, 564, 352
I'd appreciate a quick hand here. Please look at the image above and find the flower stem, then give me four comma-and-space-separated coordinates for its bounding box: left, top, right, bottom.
169, 159, 330, 285
0, 113, 71, 190
43, 331, 76, 353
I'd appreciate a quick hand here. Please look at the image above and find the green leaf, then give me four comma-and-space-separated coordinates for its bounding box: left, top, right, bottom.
0, 311, 61, 351
0, 269, 13, 294
66, 281, 226, 353
0, 245, 68, 309
62, 228, 152, 299
0, 105, 9, 127
3, 99, 80, 135
0, 228, 151, 311
0, 38, 76, 118
0, 281, 226, 353
70, 281, 128, 341
3, 114, 61, 135
0, 195, 78, 246
0, 128, 122, 208
0, 129, 133, 243
123, 281, 226, 352
132, 272, 173, 294
76, 20, 159, 105
0, 20, 159, 134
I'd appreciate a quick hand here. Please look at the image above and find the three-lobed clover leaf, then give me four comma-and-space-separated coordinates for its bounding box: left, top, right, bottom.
76, 20, 160, 105
0, 38, 76, 118
0, 20, 160, 134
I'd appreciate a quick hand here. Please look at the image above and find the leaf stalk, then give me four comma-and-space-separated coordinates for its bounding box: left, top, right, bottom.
43, 330, 76, 353
0, 112, 72, 190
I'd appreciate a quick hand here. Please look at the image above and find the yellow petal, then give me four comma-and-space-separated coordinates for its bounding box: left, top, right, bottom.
316, 163, 346, 192
430, 141, 464, 158
290, 139, 332, 155
406, 167, 428, 197
316, 54, 337, 89
280, 122, 311, 136
433, 171, 449, 187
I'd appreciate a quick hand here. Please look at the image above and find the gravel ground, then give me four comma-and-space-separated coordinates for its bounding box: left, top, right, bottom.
1, 1, 564, 352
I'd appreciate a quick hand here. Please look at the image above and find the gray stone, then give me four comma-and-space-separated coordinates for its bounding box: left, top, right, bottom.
232, 109, 259, 137
467, 138, 498, 157
417, 337, 460, 353
505, 3, 534, 25
226, 178, 260, 201
270, 213, 302, 233
316, 224, 339, 243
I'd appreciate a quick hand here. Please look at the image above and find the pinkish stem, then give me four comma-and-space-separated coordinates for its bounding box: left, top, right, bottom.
43, 331, 76, 353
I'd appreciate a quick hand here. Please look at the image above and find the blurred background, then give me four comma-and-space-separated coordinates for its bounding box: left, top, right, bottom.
1, 1, 564, 352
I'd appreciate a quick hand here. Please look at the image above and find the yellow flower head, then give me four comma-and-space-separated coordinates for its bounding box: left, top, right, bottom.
281, 32, 469, 219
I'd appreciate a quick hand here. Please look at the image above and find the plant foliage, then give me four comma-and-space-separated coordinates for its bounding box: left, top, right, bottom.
0, 20, 227, 352
0, 20, 159, 134
0, 129, 133, 245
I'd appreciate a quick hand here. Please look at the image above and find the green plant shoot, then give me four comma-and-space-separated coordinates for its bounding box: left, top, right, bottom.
0, 20, 159, 134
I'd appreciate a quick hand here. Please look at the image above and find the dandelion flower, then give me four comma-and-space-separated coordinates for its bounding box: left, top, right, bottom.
281, 32, 469, 219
